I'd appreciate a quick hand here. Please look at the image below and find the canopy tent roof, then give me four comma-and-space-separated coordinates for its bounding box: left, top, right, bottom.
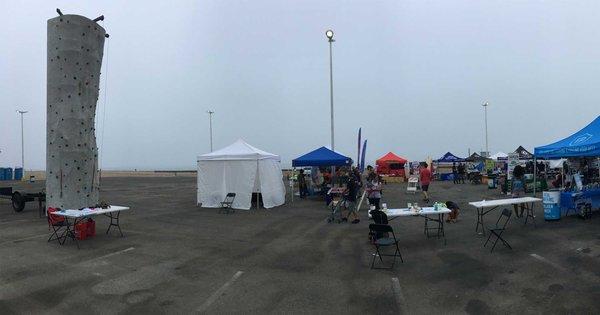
376, 152, 408, 164
436, 152, 465, 163
490, 151, 508, 160
198, 139, 280, 161
514, 146, 533, 159
292, 147, 352, 167
465, 152, 487, 162
534, 116, 600, 158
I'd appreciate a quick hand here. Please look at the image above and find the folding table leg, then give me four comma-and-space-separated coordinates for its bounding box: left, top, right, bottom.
476, 208, 486, 235
38, 197, 43, 218
524, 203, 536, 227
106, 212, 124, 237
439, 214, 447, 245
63, 217, 80, 249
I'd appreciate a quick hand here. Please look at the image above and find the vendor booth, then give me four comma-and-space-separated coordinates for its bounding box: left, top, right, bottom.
292, 147, 352, 167
490, 152, 509, 161
376, 152, 408, 177
514, 146, 533, 160
535, 116, 600, 219
292, 147, 353, 201
435, 152, 465, 181
197, 139, 286, 210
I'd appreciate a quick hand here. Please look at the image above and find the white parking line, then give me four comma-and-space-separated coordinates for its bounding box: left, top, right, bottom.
196, 271, 244, 313
391, 277, 406, 313
0, 233, 47, 245
78, 247, 135, 266
530, 253, 566, 271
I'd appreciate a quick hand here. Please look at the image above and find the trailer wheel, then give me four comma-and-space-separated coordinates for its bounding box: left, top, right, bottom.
12, 193, 25, 212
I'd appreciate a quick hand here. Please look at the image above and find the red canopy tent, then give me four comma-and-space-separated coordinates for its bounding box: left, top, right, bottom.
376, 152, 408, 177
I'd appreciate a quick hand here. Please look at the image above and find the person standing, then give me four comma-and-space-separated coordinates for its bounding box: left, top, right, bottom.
366, 173, 382, 210
458, 163, 466, 184
419, 162, 432, 203
343, 174, 360, 224
298, 169, 307, 198
511, 165, 526, 217
452, 162, 458, 184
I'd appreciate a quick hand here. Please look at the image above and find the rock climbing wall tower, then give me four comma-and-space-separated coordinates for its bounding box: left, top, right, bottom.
46, 13, 106, 209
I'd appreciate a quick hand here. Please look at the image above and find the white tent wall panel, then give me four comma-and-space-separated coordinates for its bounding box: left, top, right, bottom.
197, 160, 257, 210
197, 139, 286, 210
258, 160, 286, 208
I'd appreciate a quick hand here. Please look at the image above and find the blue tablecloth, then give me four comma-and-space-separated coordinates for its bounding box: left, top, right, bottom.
560, 189, 600, 215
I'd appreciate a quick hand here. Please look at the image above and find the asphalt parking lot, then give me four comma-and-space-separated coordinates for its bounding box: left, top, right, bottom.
1, 177, 599, 314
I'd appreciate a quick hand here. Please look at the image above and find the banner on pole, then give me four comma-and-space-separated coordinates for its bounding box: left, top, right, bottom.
360, 140, 367, 172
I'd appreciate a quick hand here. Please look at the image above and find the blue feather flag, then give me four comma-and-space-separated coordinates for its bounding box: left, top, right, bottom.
357, 128, 362, 169
360, 139, 367, 172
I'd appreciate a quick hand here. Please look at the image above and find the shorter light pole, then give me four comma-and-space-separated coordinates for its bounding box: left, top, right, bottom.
482, 102, 489, 157
207, 110, 214, 152
16, 110, 28, 170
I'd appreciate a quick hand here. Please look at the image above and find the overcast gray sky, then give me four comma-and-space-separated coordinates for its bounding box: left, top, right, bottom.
2, 0, 599, 170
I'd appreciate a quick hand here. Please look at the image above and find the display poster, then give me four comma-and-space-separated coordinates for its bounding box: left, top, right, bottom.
485, 160, 495, 172
507, 152, 520, 179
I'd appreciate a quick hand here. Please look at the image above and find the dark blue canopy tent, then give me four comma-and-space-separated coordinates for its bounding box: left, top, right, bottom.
533, 116, 600, 214
436, 152, 465, 163
534, 116, 600, 158
292, 147, 353, 167
533, 116, 600, 196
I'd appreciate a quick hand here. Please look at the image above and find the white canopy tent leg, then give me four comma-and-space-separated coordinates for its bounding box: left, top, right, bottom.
562, 162, 565, 190
290, 168, 294, 203
533, 156, 537, 195
257, 160, 260, 210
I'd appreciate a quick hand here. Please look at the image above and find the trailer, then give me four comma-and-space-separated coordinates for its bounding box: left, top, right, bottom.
0, 183, 46, 217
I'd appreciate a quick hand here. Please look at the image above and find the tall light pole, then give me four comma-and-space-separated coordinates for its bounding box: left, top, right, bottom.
482, 102, 489, 157
207, 110, 214, 152
325, 30, 336, 182
326, 29, 335, 151
16, 110, 28, 170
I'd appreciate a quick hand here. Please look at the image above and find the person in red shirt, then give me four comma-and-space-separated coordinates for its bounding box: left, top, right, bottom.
419, 162, 432, 203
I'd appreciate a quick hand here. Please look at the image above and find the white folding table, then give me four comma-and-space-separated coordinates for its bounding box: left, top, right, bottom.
371, 207, 451, 244
469, 197, 541, 235
50, 205, 130, 248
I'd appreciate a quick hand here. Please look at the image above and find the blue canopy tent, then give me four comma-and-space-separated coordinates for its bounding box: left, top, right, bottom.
435, 152, 465, 181
533, 116, 600, 212
534, 116, 600, 158
292, 147, 353, 167
436, 152, 465, 163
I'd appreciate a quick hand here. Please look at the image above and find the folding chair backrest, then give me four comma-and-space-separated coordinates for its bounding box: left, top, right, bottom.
371, 210, 389, 225
47, 207, 65, 225
369, 223, 397, 240
223, 193, 236, 204
497, 208, 512, 229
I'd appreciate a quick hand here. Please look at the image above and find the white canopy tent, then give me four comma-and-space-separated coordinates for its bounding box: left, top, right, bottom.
490, 151, 508, 160
197, 139, 286, 210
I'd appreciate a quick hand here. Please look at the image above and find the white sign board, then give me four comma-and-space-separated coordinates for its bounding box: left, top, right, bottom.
507, 152, 520, 179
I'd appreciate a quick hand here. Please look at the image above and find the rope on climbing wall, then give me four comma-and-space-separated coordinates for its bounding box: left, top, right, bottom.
98, 19, 110, 187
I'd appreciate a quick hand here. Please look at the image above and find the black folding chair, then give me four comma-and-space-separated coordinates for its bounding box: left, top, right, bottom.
484, 208, 512, 253
369, 224, 403, 269
47, 211, 66, 245
219, 193, 236, 214
369, 210, 389, 240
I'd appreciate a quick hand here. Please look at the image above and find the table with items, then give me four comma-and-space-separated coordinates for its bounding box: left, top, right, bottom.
49, 205, 130, 248
469, 197, 541, 235
370, 205, 451, 244
560, 188, 600, 216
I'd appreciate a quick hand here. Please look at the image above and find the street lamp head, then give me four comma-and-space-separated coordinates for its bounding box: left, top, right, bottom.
325, 29, 334, 40
482, 101, 489, 107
